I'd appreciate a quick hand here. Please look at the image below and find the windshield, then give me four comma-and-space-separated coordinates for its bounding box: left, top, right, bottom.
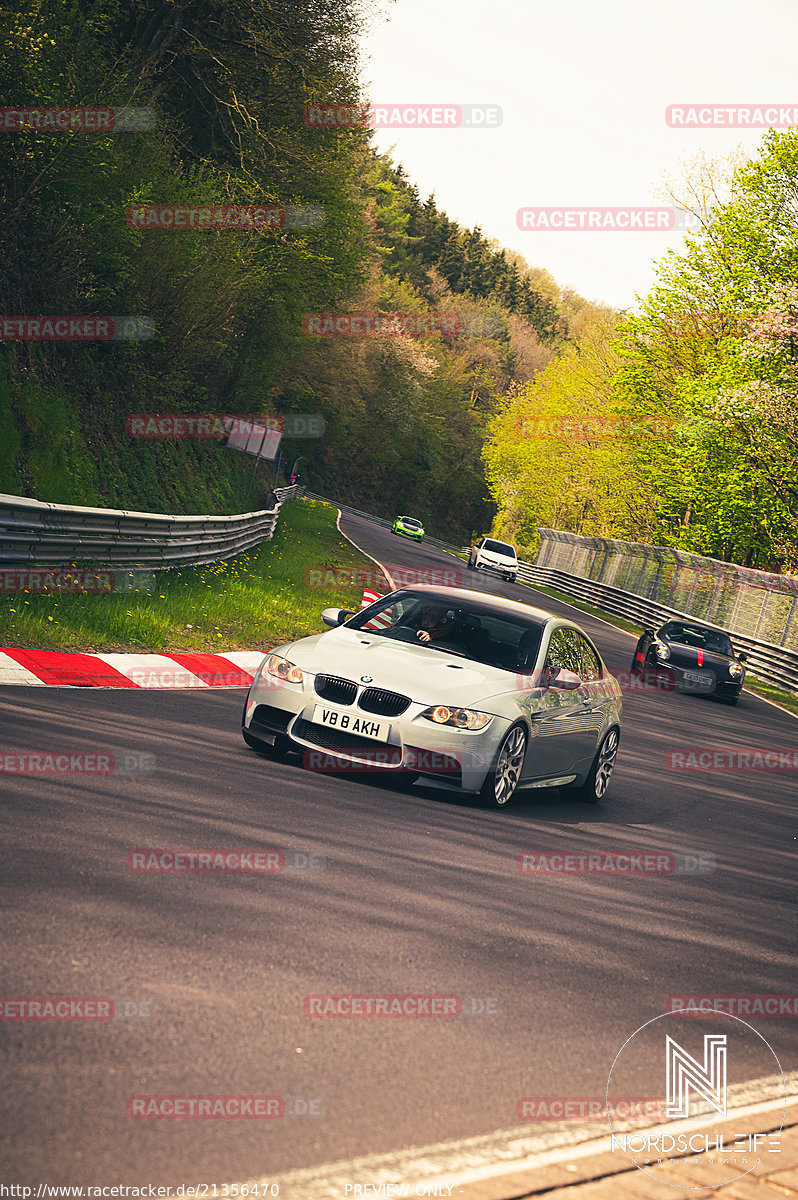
401, 518, 422, 528
483, 539, 516, 558
346, 591, 543, 672
661, 622, 734, 657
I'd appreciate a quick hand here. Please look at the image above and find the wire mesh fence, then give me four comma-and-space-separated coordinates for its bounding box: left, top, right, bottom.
535, 529, 798, 652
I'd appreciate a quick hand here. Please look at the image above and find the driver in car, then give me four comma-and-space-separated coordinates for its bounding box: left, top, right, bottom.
412, 603, 456, 644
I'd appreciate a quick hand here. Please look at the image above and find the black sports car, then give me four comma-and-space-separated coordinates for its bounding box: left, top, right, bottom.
630, 619, 747, 705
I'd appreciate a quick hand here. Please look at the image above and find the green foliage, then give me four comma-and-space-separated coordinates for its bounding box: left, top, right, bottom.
482, 131, 798, 571
0, 0, 592, 544
482, 308, 640, 553
610, 131, 798, 568
0, 498, 382, 651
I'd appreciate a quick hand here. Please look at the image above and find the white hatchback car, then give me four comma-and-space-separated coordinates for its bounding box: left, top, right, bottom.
468, 537, 519, 582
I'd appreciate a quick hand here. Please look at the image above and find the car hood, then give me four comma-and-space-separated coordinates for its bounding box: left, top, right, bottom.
480, 548, 516, 562
663, 642, 738, 671
282, 627, 518, 709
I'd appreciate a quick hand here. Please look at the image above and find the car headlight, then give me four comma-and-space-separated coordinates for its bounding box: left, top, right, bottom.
265, 653, 304, 684
654, 644, 671, 661
728, 662, 743, 677
421, 705, 493, 731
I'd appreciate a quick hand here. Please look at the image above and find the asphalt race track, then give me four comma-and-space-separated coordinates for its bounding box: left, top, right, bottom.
0, 507, 795, 1185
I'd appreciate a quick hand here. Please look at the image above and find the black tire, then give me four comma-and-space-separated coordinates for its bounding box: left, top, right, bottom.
479, 724, 528, 808
567, 728, 620, 803
719, 693, 739, 706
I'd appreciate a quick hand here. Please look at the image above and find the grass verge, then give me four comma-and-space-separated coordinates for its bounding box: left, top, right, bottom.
0, 499, 385, 653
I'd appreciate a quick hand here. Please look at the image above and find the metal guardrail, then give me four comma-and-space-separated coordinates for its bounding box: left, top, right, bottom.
306, 494, 798, 695
0, 485, 304, 570
536, 527, 798, 651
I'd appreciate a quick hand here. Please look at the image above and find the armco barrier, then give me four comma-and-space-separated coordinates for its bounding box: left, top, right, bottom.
305, 495, 798, 695
0, 485, 304, 570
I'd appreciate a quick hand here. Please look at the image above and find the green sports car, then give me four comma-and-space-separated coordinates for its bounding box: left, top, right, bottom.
392, 515, 425, 541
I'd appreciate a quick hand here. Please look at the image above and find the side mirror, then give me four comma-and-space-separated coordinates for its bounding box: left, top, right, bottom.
738, 652, 747, 663
549, 667, 582, 691
644, 628, 656, 638
321, 607, 353, 628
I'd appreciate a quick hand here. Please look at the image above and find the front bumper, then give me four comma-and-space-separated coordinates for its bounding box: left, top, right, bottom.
653, 662, 742, 696
474, 559, 517, 579
243, 673, 508, 790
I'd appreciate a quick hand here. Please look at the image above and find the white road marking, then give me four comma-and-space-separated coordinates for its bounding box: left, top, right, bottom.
334, 509, 396, 591
223, 1072, 797, 1199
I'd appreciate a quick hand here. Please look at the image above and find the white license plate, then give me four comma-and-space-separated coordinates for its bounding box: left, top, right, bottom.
683, 671, 712, 686
312, 704, 391, 742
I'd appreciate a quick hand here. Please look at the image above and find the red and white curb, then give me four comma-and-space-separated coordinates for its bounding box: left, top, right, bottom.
0, 649, 266, 688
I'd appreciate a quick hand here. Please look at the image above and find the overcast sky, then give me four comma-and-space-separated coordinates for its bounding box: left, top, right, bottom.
357, 0, 798, 310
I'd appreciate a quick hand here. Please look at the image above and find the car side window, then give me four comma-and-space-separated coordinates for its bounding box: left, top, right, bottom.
545, 629, 602, 679
571, 633, 602, 680
545, 629, 573, 671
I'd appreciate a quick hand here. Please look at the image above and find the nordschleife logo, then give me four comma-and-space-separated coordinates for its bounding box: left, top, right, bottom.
606, 1010, 786, 1189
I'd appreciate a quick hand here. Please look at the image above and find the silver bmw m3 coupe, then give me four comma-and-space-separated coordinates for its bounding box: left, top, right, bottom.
242, 586, 623, 807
